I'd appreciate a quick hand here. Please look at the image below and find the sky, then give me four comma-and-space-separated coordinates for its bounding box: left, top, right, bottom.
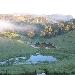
0, 0, 75, 17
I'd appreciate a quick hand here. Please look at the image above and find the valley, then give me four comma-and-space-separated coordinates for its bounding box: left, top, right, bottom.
0, 14, 75, 75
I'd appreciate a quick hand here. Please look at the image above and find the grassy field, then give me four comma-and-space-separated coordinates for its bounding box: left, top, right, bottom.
0, 30, 75, 75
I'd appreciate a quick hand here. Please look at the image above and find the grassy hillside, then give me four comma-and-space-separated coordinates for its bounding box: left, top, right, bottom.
0, 38, 37, 60
0, 30, 75, 75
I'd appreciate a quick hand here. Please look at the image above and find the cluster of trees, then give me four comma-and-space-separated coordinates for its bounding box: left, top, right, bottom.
35, 42, 56, 48
40, 25, 54, 37
1, 19, 75, 39
0, 69, 71, 75
27, 19, 75, 38
0, 32, 20, 39
27, 31, 35, 38
7, 18, 75, 39
0, 70, 37, 75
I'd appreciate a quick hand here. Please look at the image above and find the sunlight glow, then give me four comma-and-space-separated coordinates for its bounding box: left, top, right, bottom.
0, 21, 14, 32
0, 0, 75, 17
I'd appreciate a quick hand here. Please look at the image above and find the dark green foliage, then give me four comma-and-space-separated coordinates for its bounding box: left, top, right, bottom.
0, 26, 75, 74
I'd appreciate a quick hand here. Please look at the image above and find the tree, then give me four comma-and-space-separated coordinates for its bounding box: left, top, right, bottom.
27, 31, 35, 38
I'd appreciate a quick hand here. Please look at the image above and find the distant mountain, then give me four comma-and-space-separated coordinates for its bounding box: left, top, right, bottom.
47, 14, 73, 23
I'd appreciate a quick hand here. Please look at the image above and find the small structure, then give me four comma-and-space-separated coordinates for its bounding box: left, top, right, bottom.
34, 42, 56, 48
37, 73, 46, 75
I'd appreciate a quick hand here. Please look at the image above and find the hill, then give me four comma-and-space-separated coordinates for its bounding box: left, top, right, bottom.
0, 14, 75, 75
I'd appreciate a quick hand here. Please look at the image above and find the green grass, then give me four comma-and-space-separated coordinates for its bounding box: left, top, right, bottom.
0, 38, 37, 60
0, 30, 75, 74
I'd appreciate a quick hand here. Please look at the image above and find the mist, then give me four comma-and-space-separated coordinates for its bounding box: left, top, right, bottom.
0, 20, 38, 33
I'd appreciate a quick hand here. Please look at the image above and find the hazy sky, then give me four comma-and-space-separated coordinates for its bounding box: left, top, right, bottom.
0, 0, 75, 17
